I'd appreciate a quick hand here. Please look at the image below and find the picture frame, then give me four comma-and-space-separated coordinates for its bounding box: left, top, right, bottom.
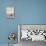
6, 6, 15, 19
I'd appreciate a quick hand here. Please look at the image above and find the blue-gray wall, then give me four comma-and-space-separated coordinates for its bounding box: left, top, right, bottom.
0, 0, 46, 44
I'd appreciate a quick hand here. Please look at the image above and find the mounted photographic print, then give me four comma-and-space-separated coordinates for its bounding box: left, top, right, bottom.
6, 6, 15, 19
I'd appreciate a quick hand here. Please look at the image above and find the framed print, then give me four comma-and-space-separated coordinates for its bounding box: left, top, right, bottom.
6, 6, 15, 19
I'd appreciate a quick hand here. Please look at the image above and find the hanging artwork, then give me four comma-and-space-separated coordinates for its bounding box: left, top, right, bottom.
8, 32, 16, 41
6, 6, 15, 19
8, 32, 16, 46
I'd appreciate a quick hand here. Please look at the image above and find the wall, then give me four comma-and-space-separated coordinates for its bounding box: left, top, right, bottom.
16, 0, 46, 24
0, 0, 17, 44
0, 0, 46, 44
